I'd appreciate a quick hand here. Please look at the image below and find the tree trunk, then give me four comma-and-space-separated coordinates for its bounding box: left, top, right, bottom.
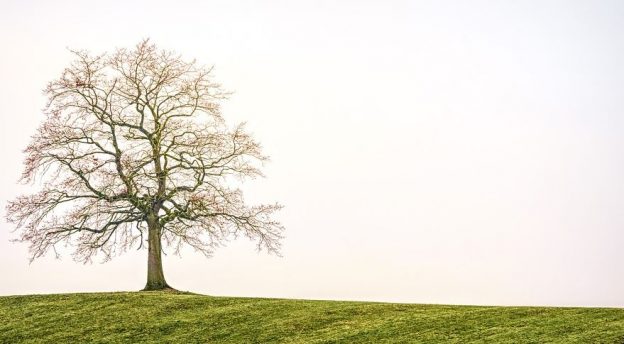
142, 215, 172, 291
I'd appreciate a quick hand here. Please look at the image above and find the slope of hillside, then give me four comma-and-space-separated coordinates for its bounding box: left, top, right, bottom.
0, 291, 623, 343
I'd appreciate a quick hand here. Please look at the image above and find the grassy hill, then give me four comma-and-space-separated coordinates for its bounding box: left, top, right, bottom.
1, 291, 624, 343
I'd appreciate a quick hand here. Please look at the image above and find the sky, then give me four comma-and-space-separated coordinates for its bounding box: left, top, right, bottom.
1, 0, 624, 307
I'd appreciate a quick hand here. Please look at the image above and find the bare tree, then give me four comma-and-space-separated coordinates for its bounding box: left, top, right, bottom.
6, 40, 284, 291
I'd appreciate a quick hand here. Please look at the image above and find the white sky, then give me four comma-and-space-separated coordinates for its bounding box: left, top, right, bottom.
1, 0, 624, 307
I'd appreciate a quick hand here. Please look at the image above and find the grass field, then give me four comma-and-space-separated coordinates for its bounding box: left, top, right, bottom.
1, 291, 624, 343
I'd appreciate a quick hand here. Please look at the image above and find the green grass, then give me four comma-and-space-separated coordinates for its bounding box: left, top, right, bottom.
1, 291, 623, 343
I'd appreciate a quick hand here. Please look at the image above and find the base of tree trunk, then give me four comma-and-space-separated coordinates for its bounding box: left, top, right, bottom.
141, 284, 176, 292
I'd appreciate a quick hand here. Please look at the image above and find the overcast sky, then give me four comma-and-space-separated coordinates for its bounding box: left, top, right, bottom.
1, 0, 624, 307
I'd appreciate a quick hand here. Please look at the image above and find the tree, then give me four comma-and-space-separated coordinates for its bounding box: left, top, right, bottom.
6, 40, 284, 291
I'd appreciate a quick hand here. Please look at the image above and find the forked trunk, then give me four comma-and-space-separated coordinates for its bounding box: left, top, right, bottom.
142, 215, 171, 291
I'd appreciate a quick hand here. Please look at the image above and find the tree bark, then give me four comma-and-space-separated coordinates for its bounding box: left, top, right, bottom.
142, 215, 171, 291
